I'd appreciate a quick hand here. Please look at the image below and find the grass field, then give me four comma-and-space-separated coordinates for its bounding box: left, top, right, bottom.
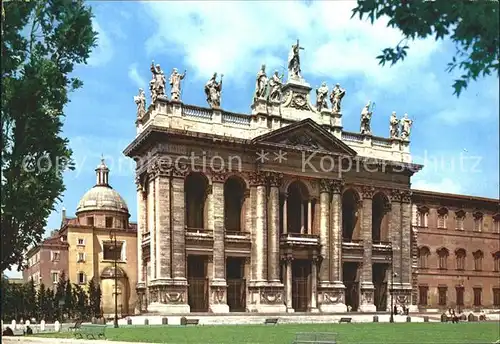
36, 322, 500, 344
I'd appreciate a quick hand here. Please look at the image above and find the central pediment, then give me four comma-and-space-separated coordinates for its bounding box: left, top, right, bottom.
251, 118, 357, 156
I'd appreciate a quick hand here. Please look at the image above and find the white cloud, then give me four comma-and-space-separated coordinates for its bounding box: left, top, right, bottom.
412, 177, 462, 195
88, 20, 113, 67
143, 1, 440, 86
128, 63, 147, 89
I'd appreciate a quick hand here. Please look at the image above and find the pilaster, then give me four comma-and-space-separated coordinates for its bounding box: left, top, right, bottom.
400, 190, 413, 293
249, 172, 267, 285
209, 172, 229, 313
390, 189, 402, 286
135, 176, 147, 314
359, 186, 376, 312
318, 180, 331, 284
155, 167, 172, 282
267, 172, 283, 284
284, 255, 294, 313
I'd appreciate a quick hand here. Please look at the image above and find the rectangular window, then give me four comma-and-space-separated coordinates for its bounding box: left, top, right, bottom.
77, 252, 85, 262
494, 220, 500, 234
87, 217, 94, 226
105, 217, 113, 228
493, 288, 500, 307
473, 218, 482, 232
418, 286, 428, 306
438, 287, 447, 306
51, 272, 59, 284
77, 238, 85, 246
51, 251, 60, 262
77, 272, 86, 284
103, 241, 123, 261
455, 216, 464, 230
473, 288, 482, 306
456, 287, 464, 306
437, 215, 446, 229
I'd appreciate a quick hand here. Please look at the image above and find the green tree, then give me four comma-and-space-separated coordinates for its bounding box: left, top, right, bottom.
73, 284, 89, 320
352, 1, 499, 96
64, 277, 74, 319
87, 277, 102, 318
24, 278, 37, 320
53, 271, 66, 320
1, 0, 97, 272
36, 283, 47, 321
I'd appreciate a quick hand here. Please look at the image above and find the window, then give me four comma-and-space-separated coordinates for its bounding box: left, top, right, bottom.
87, 216, 94, 226
473, 250, 483, 271
437, 208, 448, 228
77, 272, 86, 284
493, 252, 500, 272
473, 212, 483, 232
103, 241, 123, 261
51, 272, 59, 284
106, 217, 113, 228
51, 251, 60, 262
77, 252, 85, 262
437, 248, 449, 269
417, 206, 429, 227
455, 249, 466, 270
456, 286, 464, 306
438, 286, 447, 306
418, 286, 428, 306
473, 288, 482, 306
77, 238, 85, 246
493, 288, 500, 307
418, 247, 430, 269
455, 210, 465, 230
494, 215, 500, 233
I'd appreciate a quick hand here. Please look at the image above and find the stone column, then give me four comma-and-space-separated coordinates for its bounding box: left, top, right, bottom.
253, 172, 267, 283
359, 186, 376, 312
390, 189, 402, 287
267, 173, 282, 284
318, 180, 331, 284
282, 193, 288, 234
209, 173, 229, 313
285, 255, 294, 312
309, 256, 319, 312
400, 190, 413, 308
155, 170, 171, 282
307, 201, 312, 234
147, 176, 156, 281
136, 177, 146, 286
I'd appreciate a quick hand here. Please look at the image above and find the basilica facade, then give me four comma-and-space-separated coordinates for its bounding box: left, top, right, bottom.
125, 43, 422, 314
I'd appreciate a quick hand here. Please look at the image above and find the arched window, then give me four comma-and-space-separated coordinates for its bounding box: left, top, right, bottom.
455, 210, 465, 230
455, 249, 466, 270
473, 250, 483, 271
473, 212, 483, 232
437, 208, 448, 229
437, 248, 449, 269
185, 172, 209, 230
493, 251, 500, 272
417, 206, 429, 227
418, 246, 430, 269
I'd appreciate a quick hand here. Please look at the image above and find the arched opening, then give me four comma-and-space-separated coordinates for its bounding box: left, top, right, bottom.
286, 181, 310, 234
224, 176, 246, 232
342, 189, 360, 241
418, 246, 430, 269
372, 192, 390, 243
185, 173, 209, 229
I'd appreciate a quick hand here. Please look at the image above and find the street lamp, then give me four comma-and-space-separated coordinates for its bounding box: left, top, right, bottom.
390, 271, 398, 323
109, 230, 119, 328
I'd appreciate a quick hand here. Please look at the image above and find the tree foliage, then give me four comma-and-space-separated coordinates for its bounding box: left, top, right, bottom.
1, 0, 97, 272
1, 274, 101, 322
352, 0, 499, 96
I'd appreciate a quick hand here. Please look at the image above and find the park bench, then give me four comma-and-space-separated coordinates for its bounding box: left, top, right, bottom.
338, 317, 352, 323
292, 332, 337, 344
180, 318, 199, 326
74, 324, 106, 340
264, 318, 279, 325
69, 319, 83, 331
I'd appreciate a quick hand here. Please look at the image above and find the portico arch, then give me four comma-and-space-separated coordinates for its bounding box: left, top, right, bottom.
224, 176, 246, 232
286, 181, 311, 234
372, 192, 390, 243
342, 188, 361, 241
185, 172, 209, 229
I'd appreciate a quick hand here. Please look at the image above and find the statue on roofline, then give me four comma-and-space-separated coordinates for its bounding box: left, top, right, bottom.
149, 61, 166, 102
288, 39, 304, 80
315, 82, 329, 112
254, 64, 268, 101
389, 111, 399, 138
360, 101, 373, 135
268, 70, 284, 103
400, 113, 413, 140
205, 72, 223, 108
134, 88, 146, 118
330, 83, 345, 113
169, 68, 186, 101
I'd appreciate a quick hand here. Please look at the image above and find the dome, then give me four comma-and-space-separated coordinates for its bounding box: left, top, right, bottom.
76, 158, 129, 215
76, 185, 129, 214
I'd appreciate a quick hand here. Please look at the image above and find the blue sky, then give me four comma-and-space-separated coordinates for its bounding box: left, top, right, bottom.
6, 1, 499, 275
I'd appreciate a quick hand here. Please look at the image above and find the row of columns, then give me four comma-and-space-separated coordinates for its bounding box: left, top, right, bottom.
136, 165, 413, 312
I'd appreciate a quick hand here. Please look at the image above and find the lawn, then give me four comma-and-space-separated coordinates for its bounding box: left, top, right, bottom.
37, 322, 500, 344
